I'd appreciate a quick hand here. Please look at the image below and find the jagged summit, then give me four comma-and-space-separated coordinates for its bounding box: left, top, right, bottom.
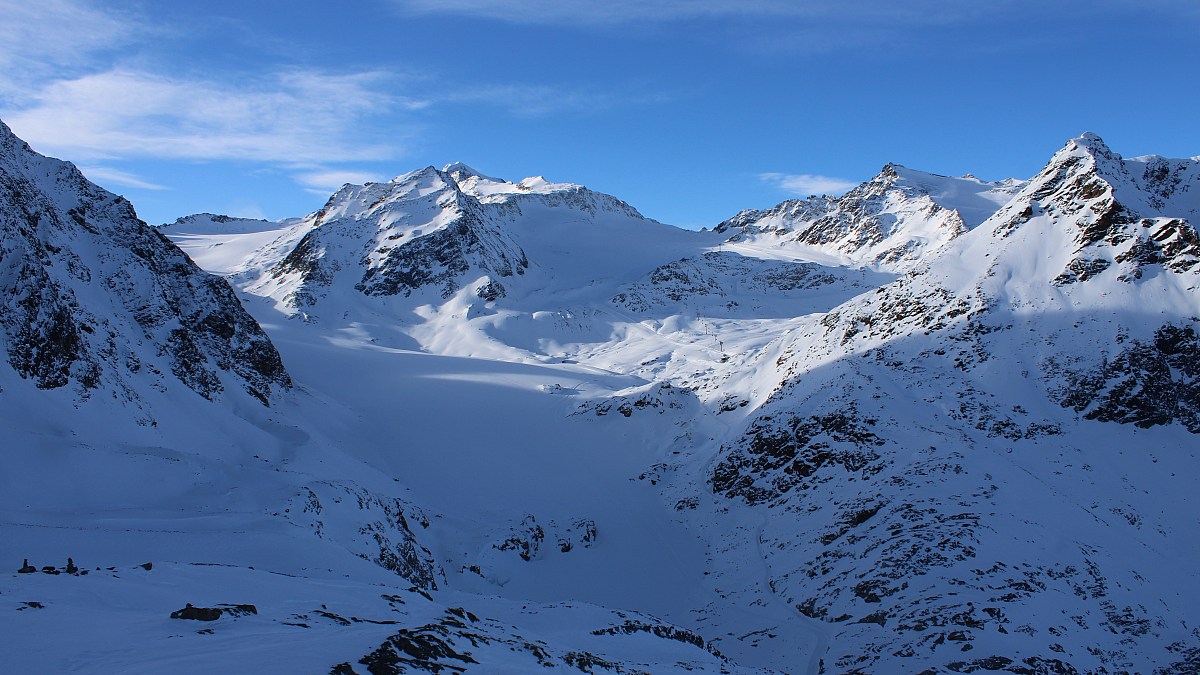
716, 160, 1024, 271
440, 161, 503, 184
224, 161, 676, 319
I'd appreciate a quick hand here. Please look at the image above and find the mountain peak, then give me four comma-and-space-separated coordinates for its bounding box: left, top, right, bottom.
1061, 131, 1118, 161
442, 162, 486, 177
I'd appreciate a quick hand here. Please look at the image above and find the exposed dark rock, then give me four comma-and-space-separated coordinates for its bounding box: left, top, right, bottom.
170, 604, 223, 621
712, 407, 886, 504
353, 620, 479, 674
494, 515, 545, 562
170, 603, 257, 621
1048, 323, 1200, 432
288, 482, 441, 590
0, 120, 290, 405
474, 278, 506, 302
1052, 257, 1111, 285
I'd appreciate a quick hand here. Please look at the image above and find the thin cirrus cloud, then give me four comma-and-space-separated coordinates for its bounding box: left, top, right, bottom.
3, 65, 416, 196
0, 0, 133, 84
4, 68, 406, 164
0, 0, 671, 198
76, 165, 169, 191
390, 0, 1199, 40
393, 0, 807, 23
293, 169, 387, 196
442, 83, 677, 118
390, 0, 1027, 25
759, 172, 857, 197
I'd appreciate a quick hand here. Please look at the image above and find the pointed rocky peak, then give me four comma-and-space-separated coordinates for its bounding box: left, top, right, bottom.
0, 119, 28, 153
442, 161, 480, 176
877, 162, 902, 181
1041, 132, 1129, 184
977, 134, 1200, 285
998, 133, 1141, 248
441, 162, 504, 185
1069, 131, 1113, 154
390, 165, 454, 191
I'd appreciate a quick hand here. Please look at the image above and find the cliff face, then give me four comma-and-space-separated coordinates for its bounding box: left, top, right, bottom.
0, 120, 289, 407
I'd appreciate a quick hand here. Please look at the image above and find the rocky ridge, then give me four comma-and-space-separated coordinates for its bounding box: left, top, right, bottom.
0, 120, 289, 409
698, 134, 1200, 673
716, 164, 1025, 271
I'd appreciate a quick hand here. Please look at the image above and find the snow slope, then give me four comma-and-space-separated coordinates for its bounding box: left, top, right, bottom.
0, 123, 777, 674
5, 123, 1199, 674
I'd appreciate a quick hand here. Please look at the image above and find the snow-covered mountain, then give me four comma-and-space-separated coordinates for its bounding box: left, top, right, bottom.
716, 164, 1025, 271
0, 120, 289, 410
5, 123, 1200, 674
703, 133, 1200, 673
191, 162, 704, 325
1, 126, 776, 674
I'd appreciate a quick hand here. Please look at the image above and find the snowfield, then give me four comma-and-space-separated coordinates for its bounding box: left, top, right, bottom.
4, 123, 1200, 673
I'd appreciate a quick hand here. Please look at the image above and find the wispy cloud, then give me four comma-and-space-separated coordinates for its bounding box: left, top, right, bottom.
4, 68, 408, 165
76, 165, 169, 191
293, 169, 386, 195
759, 172, 857, 197
0, 0, 693, 205
393, 0, 1193, 25
438, 83, 676, 117
390, 0, 1045, 26
0, 0, 134, 92
393, 0, 810, 24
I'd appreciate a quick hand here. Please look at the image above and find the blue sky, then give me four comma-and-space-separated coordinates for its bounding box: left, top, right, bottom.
1, 0, 1197, 228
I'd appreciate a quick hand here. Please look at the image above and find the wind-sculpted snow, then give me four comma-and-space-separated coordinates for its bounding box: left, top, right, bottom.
0, 120, 289, 408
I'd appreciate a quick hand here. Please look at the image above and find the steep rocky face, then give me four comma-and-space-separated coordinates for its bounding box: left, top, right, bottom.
997, 133, 1200, 282
0, 120, 289, 407
716, 165, 1024, 271
695, 134, 1200, 673
233, 163, 670, 320
252, 166, 528, 311
286, 481, 442, 590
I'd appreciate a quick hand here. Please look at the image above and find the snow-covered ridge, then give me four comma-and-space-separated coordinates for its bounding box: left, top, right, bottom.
189, 162, 699, 323
0, 120, 290, 409
703, 133, 1200, 672
716, 163, 1026, 272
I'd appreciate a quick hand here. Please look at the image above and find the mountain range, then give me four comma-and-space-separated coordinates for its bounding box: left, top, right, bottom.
2, 118, 1198, 674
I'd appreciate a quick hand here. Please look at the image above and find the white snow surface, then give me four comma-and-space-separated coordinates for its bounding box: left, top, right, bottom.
5, 129, 1200, 674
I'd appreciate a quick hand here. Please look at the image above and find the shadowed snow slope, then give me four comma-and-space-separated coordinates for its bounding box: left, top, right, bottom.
4, 126, 1199, 674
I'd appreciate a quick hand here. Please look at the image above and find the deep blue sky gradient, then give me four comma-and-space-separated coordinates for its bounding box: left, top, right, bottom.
2, 0, 1196, 228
